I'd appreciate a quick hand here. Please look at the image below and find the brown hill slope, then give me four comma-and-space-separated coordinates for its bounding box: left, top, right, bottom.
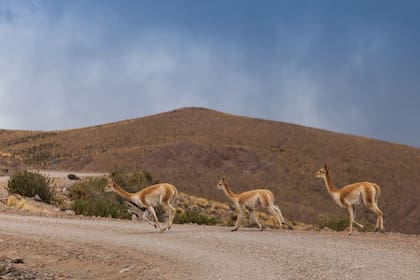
0, 107, 419, 233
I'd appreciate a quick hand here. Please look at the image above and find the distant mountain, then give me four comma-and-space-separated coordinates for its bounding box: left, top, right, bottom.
1, 107, 419, 233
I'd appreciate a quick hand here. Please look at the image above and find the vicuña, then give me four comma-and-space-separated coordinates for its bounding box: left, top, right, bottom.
216, 177, 286, 231
315, 165, 384, 234
105, 180, 177, 232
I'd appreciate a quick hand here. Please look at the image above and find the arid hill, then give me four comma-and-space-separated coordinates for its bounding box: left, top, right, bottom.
0, 107, 419, 233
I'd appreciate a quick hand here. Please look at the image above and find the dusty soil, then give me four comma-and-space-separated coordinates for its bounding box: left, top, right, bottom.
0, 172, 419, 279
0, 230, 176, 280
0, 211, 419, 280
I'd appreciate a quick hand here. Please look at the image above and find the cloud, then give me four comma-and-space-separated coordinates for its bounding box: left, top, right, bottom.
0, 1, 419, 147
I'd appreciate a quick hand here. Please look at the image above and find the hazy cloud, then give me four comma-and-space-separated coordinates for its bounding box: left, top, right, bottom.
0, 1, 419, 147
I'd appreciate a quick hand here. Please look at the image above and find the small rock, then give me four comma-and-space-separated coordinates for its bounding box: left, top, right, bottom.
34, 195, 43, 202
65, 210, 75, 215
119, 266, 135, 274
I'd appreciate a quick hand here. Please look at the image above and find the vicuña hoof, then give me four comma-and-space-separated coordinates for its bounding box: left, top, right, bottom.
231, 228, 238, 232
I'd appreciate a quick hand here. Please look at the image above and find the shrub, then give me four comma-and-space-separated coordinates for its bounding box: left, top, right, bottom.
319, 216, 349, 231
173, 208, 218, 225
0, 264, 5, 276
7, 170, 54, 203
72, 198, 130, 219
319, 215, 376, 232
110, 168, 159, 192
69, 177, 130, 219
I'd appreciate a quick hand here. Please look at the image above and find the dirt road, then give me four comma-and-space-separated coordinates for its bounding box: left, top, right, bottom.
0, 213, 419, 280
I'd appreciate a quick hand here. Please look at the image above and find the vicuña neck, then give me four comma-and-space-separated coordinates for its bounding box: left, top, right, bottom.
323, 172, 338, 193
222, 183, 239, 201
111, 184, 134, 201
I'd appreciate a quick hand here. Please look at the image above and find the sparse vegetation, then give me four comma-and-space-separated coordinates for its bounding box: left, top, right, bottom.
1, 108, 419, 233
0, 264, 5, 275
109, 168, 159, 192
319, 216, 349, 231
174, 208, 218, 225
22, 143, 55, 166
6, 170, 55, 204
68, 177, 130, 219
72, 198, 130, 219
319, 215, 377, 232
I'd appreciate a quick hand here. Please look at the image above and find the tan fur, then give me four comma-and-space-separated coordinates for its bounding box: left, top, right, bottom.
105, 181, 177, 232
315, 165, 384, 235
216, 178, 285, 231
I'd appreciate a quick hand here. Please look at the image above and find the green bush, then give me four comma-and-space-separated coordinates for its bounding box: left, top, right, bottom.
7, 170, 54, 203
110, 168, 159, 193
68, 177, 106, 200
69, 177, 130, 219
72, 199, 130, 219
319, 216, 349, 231
174, 209, 218, 225
320, 215, 375, 232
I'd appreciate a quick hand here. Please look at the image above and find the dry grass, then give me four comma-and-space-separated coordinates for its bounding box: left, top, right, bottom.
0, 108, 419, 233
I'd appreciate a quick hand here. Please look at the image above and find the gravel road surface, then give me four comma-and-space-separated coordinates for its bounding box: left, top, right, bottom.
0, 213, 419, 280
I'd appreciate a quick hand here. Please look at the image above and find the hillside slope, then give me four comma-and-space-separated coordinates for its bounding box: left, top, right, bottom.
0, 107, 419, 233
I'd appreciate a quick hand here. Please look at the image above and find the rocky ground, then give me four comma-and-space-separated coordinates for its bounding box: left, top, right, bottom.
0, 210, 419, 280
0, 173, 419, 279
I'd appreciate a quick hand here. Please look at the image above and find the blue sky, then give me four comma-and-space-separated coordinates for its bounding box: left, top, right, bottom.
0, 1, 419, 147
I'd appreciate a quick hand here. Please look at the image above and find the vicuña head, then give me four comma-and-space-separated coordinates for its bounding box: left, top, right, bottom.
216, 177, 286, 231
104, 180, 117, 193
315, 165, 328, 178
315, 164, 384, 235
216, 177, 229, 190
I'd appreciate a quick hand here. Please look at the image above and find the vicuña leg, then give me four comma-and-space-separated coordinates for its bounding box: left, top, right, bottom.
351, 206, 364, 229
232, 207, 244, 232
142, 209, 158, 229
146, 206, 163, 232
167, 204, 176, 230
161, 202, 176, 231
368, 203, 384, 233
249, 210, 263, 231
347, 206, 354, 235
271, 204, 286, 226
